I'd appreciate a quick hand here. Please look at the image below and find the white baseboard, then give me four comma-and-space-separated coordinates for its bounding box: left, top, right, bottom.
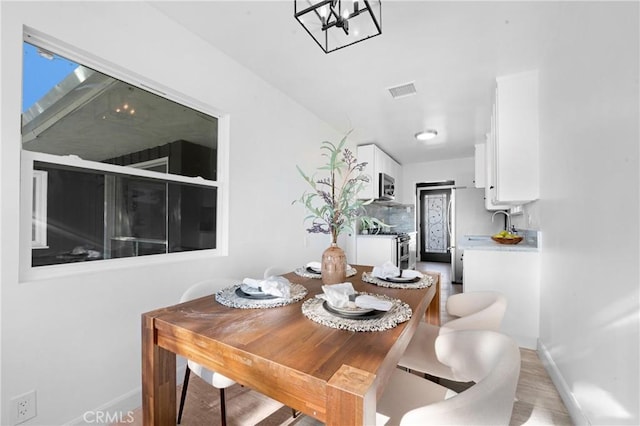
537, 340, 590, 425
64, 387, 141, 426
65, 361, 187, 425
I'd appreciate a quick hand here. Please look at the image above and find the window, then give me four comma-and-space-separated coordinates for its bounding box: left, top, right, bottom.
21, 33, 226, 275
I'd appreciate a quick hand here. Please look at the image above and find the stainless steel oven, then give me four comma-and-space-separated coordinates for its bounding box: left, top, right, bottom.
369, 230, 413, 270
396, 233, 410, 270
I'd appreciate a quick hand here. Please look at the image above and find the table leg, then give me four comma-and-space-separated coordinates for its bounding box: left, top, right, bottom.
142, 314, 176, 425
425, 273, 441, 326
326, 364, 377, 426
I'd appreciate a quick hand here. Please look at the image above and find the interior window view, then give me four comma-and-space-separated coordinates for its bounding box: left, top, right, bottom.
22, 41, 219, 267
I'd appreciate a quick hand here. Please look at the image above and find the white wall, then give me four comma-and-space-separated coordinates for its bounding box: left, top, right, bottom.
535, 2, 639, 425
401, 156, 476, 205
0, 2, 341, 424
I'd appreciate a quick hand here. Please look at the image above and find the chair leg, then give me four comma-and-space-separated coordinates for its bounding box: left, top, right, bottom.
292, 407, 300, 418
219, 388, 227, 426
177, 366, 191, 424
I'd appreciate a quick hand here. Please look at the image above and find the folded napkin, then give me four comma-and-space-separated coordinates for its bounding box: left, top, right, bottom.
242, 276, 291, 298
354, 294, 393, 311
371, 261, 400, 279
306, 261, 322, 272
321, 283, 393, 312
371, 261, 423, 280
321, 282, 355, 308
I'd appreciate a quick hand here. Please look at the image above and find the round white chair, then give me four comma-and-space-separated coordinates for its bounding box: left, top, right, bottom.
377, 329, 521, 425
263, 265, 290, 278
398, 291, 507, 382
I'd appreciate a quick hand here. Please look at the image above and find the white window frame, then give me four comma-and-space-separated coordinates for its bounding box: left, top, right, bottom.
32, 169, 48, 249
130, 157, 169, 173
20, 28, 230, 283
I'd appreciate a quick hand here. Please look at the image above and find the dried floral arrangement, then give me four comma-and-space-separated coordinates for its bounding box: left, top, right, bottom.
294, 132, 386, 244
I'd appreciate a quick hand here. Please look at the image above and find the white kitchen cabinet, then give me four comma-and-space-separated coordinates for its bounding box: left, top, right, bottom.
492, 70, 539, 204
356, 144, 376, 200
463, 248, 540, 349
474, 143, 486, 188
356, 144, 401, 200
356, 236, 396, 266
485, 119, 510, 210
356, 144, 374, 199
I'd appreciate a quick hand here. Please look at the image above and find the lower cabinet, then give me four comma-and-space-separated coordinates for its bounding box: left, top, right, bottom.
463, 249, 540, 349
356, 236, 396, 267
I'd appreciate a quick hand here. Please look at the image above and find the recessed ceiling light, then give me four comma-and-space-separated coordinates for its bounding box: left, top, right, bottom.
415, 130, 438, 141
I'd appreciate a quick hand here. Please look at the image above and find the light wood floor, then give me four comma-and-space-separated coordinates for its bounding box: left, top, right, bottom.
120, 262, 573, 425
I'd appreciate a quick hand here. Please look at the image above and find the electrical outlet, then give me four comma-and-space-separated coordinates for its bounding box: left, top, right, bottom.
10, 390, 37, 425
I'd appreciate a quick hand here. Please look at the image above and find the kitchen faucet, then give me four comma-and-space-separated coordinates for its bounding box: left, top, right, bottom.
492, 210, 512, 231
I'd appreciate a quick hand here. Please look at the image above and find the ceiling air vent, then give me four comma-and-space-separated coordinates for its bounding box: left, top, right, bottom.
387, 82, 417, 99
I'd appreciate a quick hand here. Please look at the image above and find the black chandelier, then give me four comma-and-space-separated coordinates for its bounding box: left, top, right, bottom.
294, 0, 382, 54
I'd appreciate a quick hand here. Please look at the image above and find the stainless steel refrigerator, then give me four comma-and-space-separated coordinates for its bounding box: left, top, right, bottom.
450, 187, 503, 283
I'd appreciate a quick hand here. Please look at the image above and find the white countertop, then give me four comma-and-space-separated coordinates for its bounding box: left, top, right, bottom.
358, 231, 416, 238
459, 232, 540, 252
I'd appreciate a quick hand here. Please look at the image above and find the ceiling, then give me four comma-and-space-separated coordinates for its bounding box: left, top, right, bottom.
151, 1, 562, 165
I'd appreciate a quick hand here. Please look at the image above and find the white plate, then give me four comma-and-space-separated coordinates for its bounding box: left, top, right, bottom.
307, 266, 357, 274
325, 302, 374, 316
381, 275, 421, 283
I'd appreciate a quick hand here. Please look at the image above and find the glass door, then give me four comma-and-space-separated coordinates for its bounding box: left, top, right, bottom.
417, 184, 454, 263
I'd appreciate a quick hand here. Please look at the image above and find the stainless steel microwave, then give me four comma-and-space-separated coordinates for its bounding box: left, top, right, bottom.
378, 173, 395, 200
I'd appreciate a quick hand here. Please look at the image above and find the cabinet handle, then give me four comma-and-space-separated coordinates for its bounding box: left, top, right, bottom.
490, 185, 494, 189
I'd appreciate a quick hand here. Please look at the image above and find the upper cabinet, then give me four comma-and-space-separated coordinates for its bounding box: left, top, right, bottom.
485, 111, 511, 210
486, 70, 539, 207
474, 143, 486, 188
356, 144, 401, 200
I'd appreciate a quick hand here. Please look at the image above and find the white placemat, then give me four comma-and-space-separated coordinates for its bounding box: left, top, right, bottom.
215, 283, 308, 309
301, 293, 412, 332
294, 265, 358, 279
361, 271, 434, 289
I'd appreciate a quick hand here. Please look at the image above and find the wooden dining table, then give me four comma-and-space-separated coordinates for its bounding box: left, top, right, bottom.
141, 265, 440, 425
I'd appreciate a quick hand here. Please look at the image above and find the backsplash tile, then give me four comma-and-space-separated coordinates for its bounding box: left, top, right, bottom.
362, 203, 416, 233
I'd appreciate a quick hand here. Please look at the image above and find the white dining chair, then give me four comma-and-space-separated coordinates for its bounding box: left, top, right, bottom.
377, 329, 521, 425
177, 278, 238, 425
263, 265, 290, 278
398, 291, 507, 382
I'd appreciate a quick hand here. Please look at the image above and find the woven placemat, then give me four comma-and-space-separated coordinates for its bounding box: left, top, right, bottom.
301, 293, 412, 332
215, 283, 308, 309
361, 271, 434, 289
294, 265, 358, 279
